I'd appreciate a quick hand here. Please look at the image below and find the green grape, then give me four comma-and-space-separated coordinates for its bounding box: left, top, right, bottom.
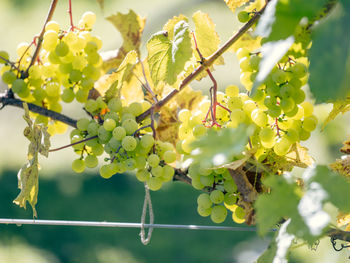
240, 72, 253, 90
280, 97, 295, 113
122, 119, 138, 135
48, 51, 61, 64
200, 174, 214, 187
81, 78, 94, 90
72, 159, 85, 173
285, 128, 299, 143
104, 112, 119, 122
229, 109, 246, 127
191, 178, 205, 190
292, 89, 306, 104
210, 190, 224, 204
82, 11, 97, 28
301, 101, 313, 117
103, 118, 116, 131
45, 82, 60, 98
45, 21, 60, 32
232, 211, 245, 224
70, 129, 81, 139
291, 62, 307, 78
2, 70, 16, 84
69, 69, 82, 82
249, 55, 261, 71
108, 98, 123, 112
55, 41, 69, 57
284, 105, 298, 118
293, 105, 304, 120
193, 124, 206, 137
59, 63, 72, 75
178, 109, 191, 122
125, 158, 136, 170
128, 102, 143, 116
75, 89, 89, 103
178, 124, 192, 140
11, 79, 26, 94
87, 52, 100, 65
302, 115, 317, 132
280, 84, 295, 98
259, 127, 274, 142
227, 97, 243, 110
0, 51, 9, 64
87, 122, 99, 136
197, 193, 212, 209
239, 57, 252, 72
234, 206, 246, 219
267, 104, 281, 118
236, 47, 249, 60
224, 180, 237, 193
86, 137, 99, 147
121, 112, 136, 122
43, 30, 58, 45
147, 154, 160, 168
91, 36, 102, 50
48, 101, 62, 112
225, 85, 239, 97
266, 83, 280, 96
147, 177, 163, 191
181, 138, 195, 154
272, 69, 287, 84
84, 41, 98, 55
163, 150, 176, 163
135, 156, 147, 169
99, 164, 113, 179
85, 99, 98, 113
224, 193, 237, 206
251, 109, 267, 127
243, 100, 256, 114
274, 137, 292, 156
136, 169, 150, 182
85, 154, 98, 168
61, 88, 75, 103
210, 205, 227, 223
113, 126, 126, 140
161, 165, 174, 182
151, 166, 163, 177
83, 64, 100, 80
237, 11, 250, 23
77, 118, 90, 131
72, 55, 87, 70
197, 206, 212, 217
299, 128, 310, 141
250, 89, 265, 102
98, 126, 112, 143
288, 77, 302, 89
121, 136, 137, 151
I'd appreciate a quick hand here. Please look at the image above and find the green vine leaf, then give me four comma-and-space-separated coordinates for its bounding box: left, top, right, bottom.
146, 20, 193, 87
191, 125, 251, 167
13, 103, 51, 217
102, 10, 145, 73
309, 4, 350, 103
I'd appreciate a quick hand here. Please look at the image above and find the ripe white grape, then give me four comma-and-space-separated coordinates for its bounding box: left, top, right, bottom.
197, 193, 212, 209
72, 159, 85, 173
210, 205, 227, 223
121, 136, 137, 151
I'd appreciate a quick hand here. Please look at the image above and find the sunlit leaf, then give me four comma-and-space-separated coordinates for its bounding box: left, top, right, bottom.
322, 98, 350, 129
147, 20, 192, 86
224, 0, 249, 13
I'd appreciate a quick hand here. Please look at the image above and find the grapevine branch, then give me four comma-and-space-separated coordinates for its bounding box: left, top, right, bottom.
136, 3, 267, 123
26, 0, 59, 71
0, 95, 77, 128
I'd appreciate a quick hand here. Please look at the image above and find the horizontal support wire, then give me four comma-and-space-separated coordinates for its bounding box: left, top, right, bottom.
0, 218, 262, 232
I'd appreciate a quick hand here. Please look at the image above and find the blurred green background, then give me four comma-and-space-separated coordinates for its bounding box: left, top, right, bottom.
0, 0, 350, 262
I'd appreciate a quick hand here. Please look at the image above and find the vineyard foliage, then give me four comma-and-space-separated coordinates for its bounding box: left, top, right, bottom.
0, 0, 350, 261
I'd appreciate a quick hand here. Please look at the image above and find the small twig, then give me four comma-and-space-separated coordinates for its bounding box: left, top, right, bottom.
173, 168, 192, 185
0, 55, 21, 71
49, 135, 98, 152
133, 125, 151, 137
26, 0, 59, 72
140, 61, 157, 102
0, 95, 77, 127
136, 3, 267, 123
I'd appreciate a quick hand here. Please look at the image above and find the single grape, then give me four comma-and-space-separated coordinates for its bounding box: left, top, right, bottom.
178, 109, 191, 122
112, 126, 126, 141
85, 154, 98, 168
121, 136, 137, 151
224, 193, 237, 206
302, 115, 317, 132
61, 89, 75, 103
81, 11, 97, 28
2, 70, 16, 84
0, 51, 9, 64
300, 101, 313, 117
72, 159, 85, 173
11, 79, 26, 94
151, 166, 163, 177
272, 69, 287, 84
200, 174, 214, 187
87, 122, 99, 136
291, 62, 307, 78
77, 118, 90, 131
148, 154, 160, 168
108, 98, 123, 112
197, 206, 212, 217
75, 89, 89, 103
45, 21, 60, 32
251, 109, 268, 127
210, 205, 227, 224
193, 124, 206, 137
136, 169, 150, 182
103, 118, 116, 131
128, 102, 143, 116
274, 137, 292, 156
161, 165, 174, 182
99, 164, 113, 179
237, 11, 250, 23
225, 85, 239, 97
249, 55, 261, 71
55, 41, 69, 57
147, 177, 163, 191
163, 150, 176, 163
122, 119, 138, 135
210, 190, 225, 204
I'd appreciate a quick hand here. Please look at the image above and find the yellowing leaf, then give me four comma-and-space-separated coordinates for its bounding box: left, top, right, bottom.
286, 143, 314, 168
244, 0, 265, 13
231, 32, 262, 53
95, 51, 138, 101
224, 0, 250, 13
163, 15, 188, 39
193, 11, 223, 64
14, 103, 51, 217
102, 10, 145, 73
147, 20, 193, 86
322, 98, 350, 129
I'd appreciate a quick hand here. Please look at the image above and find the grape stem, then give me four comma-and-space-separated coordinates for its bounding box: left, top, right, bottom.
49, 135, 98, 152
25, 0, 58, 74
68, 0, 75, 30
136, 3, 268, 123
0, 55, 21, 72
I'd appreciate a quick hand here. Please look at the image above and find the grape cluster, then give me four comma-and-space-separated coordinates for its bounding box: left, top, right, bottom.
70, 97, 176, 191
177, 42, 317, 223
0, 11, 102, 135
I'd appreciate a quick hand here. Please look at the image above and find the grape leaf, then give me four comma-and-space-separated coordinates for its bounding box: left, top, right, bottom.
95, 50, 139, 102
255, 0, 328, 41
285, 143, 314, 168
163, 15, 188, 40
146, 20, 192, 86
309, 4, 350, 103
13, 103, 51, 217
102, 10, 145, 73
330, 156, 350, 178
224, 0, 249, 13
192, 11, 223, 65
257, 219, 294, 263
322, 98, 350, 129
191, 125, 251, 167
